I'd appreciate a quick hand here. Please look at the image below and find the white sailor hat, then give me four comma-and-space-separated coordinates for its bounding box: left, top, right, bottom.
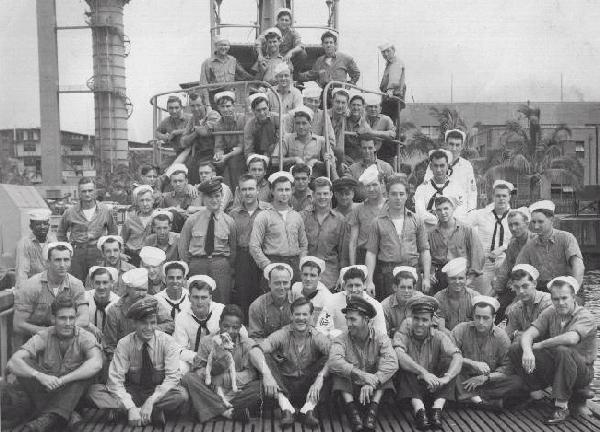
264, 262, 294, 280
275, 7, 292, 19
163, 260, 189, 277
213, 35, 230, 45
132, 184, 154, 200
441, 257, 468, 277
274, 62, 291, 76
529, 200, 556, 214
472, 295, 501, 313
88, 266, 119, 282
331, 87, 351, 99
512, 264, 539, 280
248, 92, 269, 106
246, 153, 270, 166
321, 29, 339, 40
43, 241, 73, 259
428, 148, 453, 164
268, 171, 295, 184
264, 27, 283, 39
121, 268, 148, 288
378, 41, 394, 51
28, 208, 52, 221
292, 105, 314, 121
139, 246, 166, 267
364, 93, 382, 106
214, 91, 236, 104
302, 84, 322, 99
187, 275, 217, 291
547, 276, 580, 294
299, 256, 326, 274
151, 209, 173, 222
392, 266, 418, 281
493, 180, 515, 192
358, 164, 380, 185
444, 129, 466, 142
165, 163, 188, 178
340, 265, 368, 280
96, 235, 124, 251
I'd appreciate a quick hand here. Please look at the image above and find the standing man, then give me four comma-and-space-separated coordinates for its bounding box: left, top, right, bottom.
345, 139, 394, 202
90, 235, 135, 295
243, 93, 280, 160
155, 95, 191, 155
516, 200, 585, 291
332, 177, 358, 217
290, 256, 333, 325
213, 91, 246, 187
344, 93, 369, 164
249, 171, 308, 285
365, 175, 431, 300
144, 210, 180, 262
85, 266, 120, 334
179, 177, 237, 304
229, 174, 272, 318
299, 30, 360, 88
301, 177, 346, 288
57, 177, 118, 281
154, 261, 190, 319
328, 296, 398, 432
196, 162, 234, 211
378, 41, 405, 122
15, 208, 57, 288
329, 88, 351, 163
289, 163, 314, 212
509, 276, 597, 424
363, 93, 397, 166
233, 154, 272, 205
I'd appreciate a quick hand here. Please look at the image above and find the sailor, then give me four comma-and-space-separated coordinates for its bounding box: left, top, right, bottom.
414, 149, 468, 226
13, 242, 89, 341
2, 294, 102, 431
348, 165, 387, 266
433, 257, 480, 330
268, 62, 302, 114
362, 93, 398, 166
154, 261, 190, 319
516, 200, 585, 291
345, 138, 394, 202
248, 263, 294, 342
196, 162, 234, 212
249, 297, 331, 427
139, 246, 167, 295
301, 177, 346, 288
213, 91, 246, 187
290, 256, 333, 325
249, 171, 308, 286
509, 276, 597, 424
158, 164, 203, 215
316, 265, 386, 336
380, 266, 424, 337
89, 235, 135, 295
504, 264, 552, 341
103, 268, 174, 359
289, 163, 313, 212
154, 95, 191, 155
365, 175, 430, 300
178, 177, 237, 304
143, 210, 180, 262
89, 297, 189, 427
467, 180, 514, 295
232, 154, 272, 205
452, 295, 524, 408
282, 83, 336, 144
378, 41, 406, 122
393, 296, 462, 430
424, 129, 478, 212
328, 295, 398, 432
15, 208, 57, 288
243, 93, 280, 160
254, 27, 290, 85
57, 177, 118, 281
85, 266, 120, 333
428, 196, 485, 294
121, 185, 155, 267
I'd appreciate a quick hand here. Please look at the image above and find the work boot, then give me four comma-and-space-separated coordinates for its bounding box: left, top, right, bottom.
298, 410, 319, 428
363, 401, 379, 432
22, 413, 63, 432
280, 409, 295, 426
232, 407, 251, 423
545, 407, 570, 424
414, 408, 430, 430
151, 408, 166, 426
346, 401, 364, 432
68, 411, 83, 431
430, 408, 444, 429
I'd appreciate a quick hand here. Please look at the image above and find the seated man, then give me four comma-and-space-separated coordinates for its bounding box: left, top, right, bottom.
248, 263, 294, 342
86, 235, 134, 295
267, 63, 302, 114
250, 297, 331, 427
328, 296, 398, 432
89, 297, 188, 427
139, 246, 167, 294
144, 210, 180, 261
155, 95, 191, 155
13, 242, 89, 344
393, 296, 462, 430
317, 265, 386, 337
290, 256, 332, 326
254, 27, 290, 85
154, 261, 190, 319
85, 266, 120, 334
452, 295, 524, 408
363, 93, 397, 166
213, 91, 246, 187
182, 304, 260, 423
232, 154, 272, 206
2, 294, 102, 431
243, 93, 280, 160
103, 268, 174, 359
158, 164, 203, 223
380, 266, 424, 337
509, 276, 597, 424
504, 264, 552, 341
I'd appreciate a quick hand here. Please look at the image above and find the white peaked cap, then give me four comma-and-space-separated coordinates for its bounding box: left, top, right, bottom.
547, 276, 580, 294
121, 268, 148, 288
151, 209, 173, 222
512, 264, 539, 280
441, 257, 467, 277
428, 148, 453, 164
96, 235, 123, 251
292, 105, 314, 121
275, 7, 292, 18
248, 92, 269, 106
264, 27, 283, 38
139, 246, 166, 267
493, 180, 515, 191
529, 200, 556, 213
264, 262, 294, 280
268, 171, 294, 184
28, 208, 52, 221
165, 163, 188, 178
472, 295, 501, 312
358, 164, 379, 185
392, 266, 418, 281
444, 129, 466, 142
302, 83, 322, 99
89, 266, 119, 282
299, 256, 326, 274
188, 275, 217, 291
214, 91, 236, 104
246, 153, 270, 166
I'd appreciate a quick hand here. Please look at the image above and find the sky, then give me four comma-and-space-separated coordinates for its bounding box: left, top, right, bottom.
1, 0, 600, 142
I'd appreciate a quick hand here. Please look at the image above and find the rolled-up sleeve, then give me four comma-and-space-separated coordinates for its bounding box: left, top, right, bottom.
375, 333, 399, 384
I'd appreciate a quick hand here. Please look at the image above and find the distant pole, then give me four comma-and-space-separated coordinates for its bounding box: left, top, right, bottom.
450, 73, 454, 103
560, 73, 564, 102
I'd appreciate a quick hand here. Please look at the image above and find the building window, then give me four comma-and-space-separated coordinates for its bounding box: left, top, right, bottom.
70, 143, 83, 151
31, 130, 39, 140
575, 141, 585, 159
23, 157, 38, 167
15, 130, 24, 141
70, 156, 84, 167
23, 142, 37, 152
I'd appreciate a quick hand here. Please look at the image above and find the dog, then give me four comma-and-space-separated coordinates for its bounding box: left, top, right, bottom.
205, 332, 238, 406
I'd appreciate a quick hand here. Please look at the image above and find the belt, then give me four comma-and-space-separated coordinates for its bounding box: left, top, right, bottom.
191, 254, 227, 259
73, 242, 96, 249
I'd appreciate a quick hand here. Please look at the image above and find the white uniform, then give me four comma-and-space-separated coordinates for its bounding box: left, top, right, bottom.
466, 204, 512, 295
154, 288, 190, 319
290, 281, 333, 326
85, 290, 120, 330
424, 157, 477, 211
414, 178, 469, 225
315, 291, 386, 337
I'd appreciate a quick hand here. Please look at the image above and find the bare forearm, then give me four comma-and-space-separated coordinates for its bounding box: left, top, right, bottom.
396, 351, 429, 376
445, 354, 463, 379
61, 355, 103, 384
536, 332, 579, 349
8, 355, 39, 377
421, 251, 431, 280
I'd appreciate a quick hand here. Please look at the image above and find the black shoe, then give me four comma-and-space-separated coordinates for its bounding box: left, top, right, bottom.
545, 407, 569, 424
67, 411, 83, 431
281, 409, 295, 426
430, 408, 443, 429
414, 408, 430, 430
363, 402, 379, 432
298, 410, 319, 428
346, 401, 364, 432
151, 408, 166, 426
232, 407, 251, 423
106, 408, 120, 423
22, 413, 63, 432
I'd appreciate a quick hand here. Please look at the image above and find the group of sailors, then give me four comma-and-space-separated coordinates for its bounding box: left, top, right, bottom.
2, 7, 596, 432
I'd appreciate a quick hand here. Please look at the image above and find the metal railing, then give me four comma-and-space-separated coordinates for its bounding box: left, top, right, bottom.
149, 80, 284, 171
0, 305, 13, 381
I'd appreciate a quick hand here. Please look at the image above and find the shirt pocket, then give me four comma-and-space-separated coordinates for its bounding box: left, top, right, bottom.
190, 227, 206, 251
